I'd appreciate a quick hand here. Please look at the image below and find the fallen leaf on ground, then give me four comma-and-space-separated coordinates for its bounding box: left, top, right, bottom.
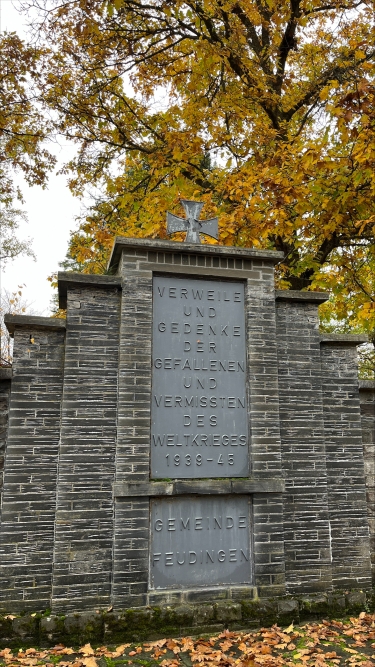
81, 659, 98, 667
79, 645, 94, 657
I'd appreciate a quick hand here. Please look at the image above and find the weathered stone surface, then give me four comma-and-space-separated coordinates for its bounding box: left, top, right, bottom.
277, 599, 299, 614
0, 324, 65, 611
0, 237, 374, 616
51, 285, 121, 613
345, 590, 367, 609
1, 589, 375, 645
276, 299, 332, 594
321, 342, 371, 590
359, 382, 375, 585
0, 371, 11, 510
214, 602, 242, 622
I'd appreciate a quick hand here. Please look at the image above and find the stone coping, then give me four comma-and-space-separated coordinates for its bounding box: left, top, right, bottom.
114, 477, 285, 498
107, 236, 284, 271
0, 367, 12, 380
58, 272, 122, 309
320, 333, 369, 345
275, 289, 329, 303
359, 380, 375, 390
4, 314, 66, 337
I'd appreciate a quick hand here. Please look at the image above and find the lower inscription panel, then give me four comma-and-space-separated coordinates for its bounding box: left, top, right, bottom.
150, 496, 252, 589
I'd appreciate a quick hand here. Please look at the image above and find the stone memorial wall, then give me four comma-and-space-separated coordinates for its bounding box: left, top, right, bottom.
0, 236, 374, 621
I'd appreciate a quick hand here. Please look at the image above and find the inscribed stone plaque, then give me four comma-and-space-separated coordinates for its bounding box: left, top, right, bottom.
151, 276, 249, 478
150, 496, 252, 589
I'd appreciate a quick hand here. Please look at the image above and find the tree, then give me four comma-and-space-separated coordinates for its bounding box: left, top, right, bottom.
15, 0, 375, 350
0, 32, 55, 263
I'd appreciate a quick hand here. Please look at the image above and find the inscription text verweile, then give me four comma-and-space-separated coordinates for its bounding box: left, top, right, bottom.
151, 276, 249, 478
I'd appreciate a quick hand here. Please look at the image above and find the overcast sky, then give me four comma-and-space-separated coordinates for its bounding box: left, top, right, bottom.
1, 0, 81, 315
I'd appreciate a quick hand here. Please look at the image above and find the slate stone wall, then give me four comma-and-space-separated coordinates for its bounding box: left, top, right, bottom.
0, 369, 12, 510
113, 249, 153, 609
276, 294, 332, 594
0, 238, 374, 616
0, 322, 65, 612
321, 341, 371, 589
51, 285, 121, 614
360, 382, 375, 585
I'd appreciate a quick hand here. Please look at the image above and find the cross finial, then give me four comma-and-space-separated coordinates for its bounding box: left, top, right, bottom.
166, 199, 218, 244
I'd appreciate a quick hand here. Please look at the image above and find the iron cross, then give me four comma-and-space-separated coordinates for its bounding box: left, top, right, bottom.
166, 199, 218, 244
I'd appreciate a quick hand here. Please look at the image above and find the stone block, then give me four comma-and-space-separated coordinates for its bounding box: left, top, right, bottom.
258, 598, 278, 620
327, 594, 346, 612
193, 605, 215, 625
277, 599, 299, 614
346, 591, 367, 610
277, 598, 300, 625
61, 611, 104, 644
300, 594, 328, 617
78, 612, 104, 643
0, 615, 14, 643
214, 602, 242, 623
39, 615, 67, 645
104, 608, 154, 643
171, 605, 195, 626
12, 616, 39, 643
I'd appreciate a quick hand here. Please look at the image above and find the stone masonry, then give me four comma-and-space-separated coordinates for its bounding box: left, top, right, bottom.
0, 237, 374, 615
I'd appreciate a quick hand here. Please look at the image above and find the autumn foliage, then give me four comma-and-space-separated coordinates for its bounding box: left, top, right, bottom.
0, 33, 54, 262
3, 614, 375, 667
1, 0, 375, 354
24, 0, 373, 348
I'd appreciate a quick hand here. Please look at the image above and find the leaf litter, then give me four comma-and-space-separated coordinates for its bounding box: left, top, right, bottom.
2, 613, 375, 667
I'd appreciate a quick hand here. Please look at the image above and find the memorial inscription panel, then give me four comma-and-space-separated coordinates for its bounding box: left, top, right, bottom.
150, 496, 252, 589
151, 275, 249, 478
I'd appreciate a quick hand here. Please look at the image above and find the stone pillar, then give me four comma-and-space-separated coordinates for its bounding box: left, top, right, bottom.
112, 247, 153, 609
320, 336, 371, 589
359, 381, 375, 585
276, 291, 332, 594
246, 260, 285, 596
0, 368, 12, 511
51, 275, 121, 613
0, 316, 65, 612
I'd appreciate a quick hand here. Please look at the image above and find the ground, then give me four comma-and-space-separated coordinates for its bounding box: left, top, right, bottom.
2, 613, 375, 667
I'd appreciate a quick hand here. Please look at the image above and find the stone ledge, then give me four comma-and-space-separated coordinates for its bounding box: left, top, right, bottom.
58, 272, 122, 309
359, 380, 375, 390
4, 314, 66, 337
0, 589, 372, 646
108, 237, 284, 271
320, 333, 368, 345
114, 477, 285, 497
275, 289, 329, 303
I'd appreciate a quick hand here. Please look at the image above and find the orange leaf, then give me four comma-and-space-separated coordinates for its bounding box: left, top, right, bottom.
260, 645, 272, 654
79, 645, 94, 657
81, 658, 98, 667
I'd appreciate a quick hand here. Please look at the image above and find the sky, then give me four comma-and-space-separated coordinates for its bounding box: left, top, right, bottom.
1, 0, 81, 315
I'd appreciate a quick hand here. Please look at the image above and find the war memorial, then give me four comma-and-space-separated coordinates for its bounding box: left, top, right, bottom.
0, 201, 375, 643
